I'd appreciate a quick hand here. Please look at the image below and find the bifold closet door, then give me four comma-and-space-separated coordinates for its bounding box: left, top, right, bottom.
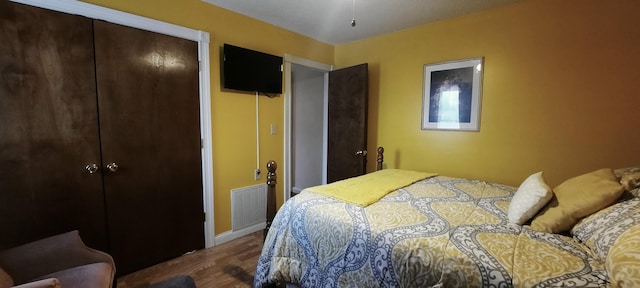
0, 2, 107, 251
93, 20, 204, 274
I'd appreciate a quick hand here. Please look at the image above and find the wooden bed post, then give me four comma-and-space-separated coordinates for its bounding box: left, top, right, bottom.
264, 160, 277, 241
376, 147, 384, 171
264, 147, 383, 241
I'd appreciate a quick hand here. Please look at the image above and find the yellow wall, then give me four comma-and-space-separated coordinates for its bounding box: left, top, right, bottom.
338, 0, 640, 187
79, 0, 334, 234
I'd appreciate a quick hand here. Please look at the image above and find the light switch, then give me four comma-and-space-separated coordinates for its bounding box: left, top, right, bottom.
270, 123, 277, 135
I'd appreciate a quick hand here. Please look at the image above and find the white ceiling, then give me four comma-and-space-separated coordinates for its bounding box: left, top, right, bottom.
202, 0, 522, 45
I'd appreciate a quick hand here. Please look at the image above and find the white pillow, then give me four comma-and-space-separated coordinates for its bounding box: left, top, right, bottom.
508, 172, 553, 225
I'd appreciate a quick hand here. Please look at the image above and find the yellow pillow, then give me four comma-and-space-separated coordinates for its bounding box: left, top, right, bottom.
530, 168, 624, 233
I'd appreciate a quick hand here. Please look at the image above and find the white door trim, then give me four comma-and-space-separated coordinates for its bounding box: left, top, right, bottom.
283, 54, 333, 201
11, 0, 216, 248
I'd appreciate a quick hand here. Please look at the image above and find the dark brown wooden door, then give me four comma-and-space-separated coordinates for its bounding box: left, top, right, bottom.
327, 63, 369, 183
0, 1, 108, 251
94, 21, 204, 275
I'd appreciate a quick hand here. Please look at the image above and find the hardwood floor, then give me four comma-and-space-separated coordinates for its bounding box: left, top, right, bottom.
116, 231, 264, 288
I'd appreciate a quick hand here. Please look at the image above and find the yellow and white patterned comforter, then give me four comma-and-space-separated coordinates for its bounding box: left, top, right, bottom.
255, 176, 608, 287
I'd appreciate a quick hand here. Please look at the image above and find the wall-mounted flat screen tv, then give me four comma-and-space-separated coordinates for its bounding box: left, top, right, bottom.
222, 44, 283, 95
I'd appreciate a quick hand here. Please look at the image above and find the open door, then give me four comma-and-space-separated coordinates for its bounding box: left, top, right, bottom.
327, 63, 369, 183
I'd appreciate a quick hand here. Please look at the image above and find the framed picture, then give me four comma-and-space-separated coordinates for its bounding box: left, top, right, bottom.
421, 57, 483, 131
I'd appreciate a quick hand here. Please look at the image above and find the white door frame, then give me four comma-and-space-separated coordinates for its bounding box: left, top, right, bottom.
11, 0, 216, 248
283, 54, 333, 201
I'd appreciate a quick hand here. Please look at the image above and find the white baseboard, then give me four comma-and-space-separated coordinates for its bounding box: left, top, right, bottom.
214, 222, 266, 245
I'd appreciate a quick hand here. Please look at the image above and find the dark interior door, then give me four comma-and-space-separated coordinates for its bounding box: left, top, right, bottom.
94, 21, 204, 274
327, 63, 369, 183
0, 1, 107, 251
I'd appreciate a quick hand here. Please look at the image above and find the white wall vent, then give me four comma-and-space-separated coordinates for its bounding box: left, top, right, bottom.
231, 184, 267, 231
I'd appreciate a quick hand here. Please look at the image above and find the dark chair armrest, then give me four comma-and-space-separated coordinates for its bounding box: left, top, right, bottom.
0, 231, 114, 285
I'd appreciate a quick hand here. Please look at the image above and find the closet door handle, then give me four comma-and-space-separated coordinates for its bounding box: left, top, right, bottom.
85, 163, 99, 174
355, 150, 367, 156
106, 162, 119, 172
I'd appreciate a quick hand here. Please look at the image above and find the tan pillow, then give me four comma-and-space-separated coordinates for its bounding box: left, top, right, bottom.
0, 267, 13, 288
507, 172, 553, 225
530, 168, 624, 233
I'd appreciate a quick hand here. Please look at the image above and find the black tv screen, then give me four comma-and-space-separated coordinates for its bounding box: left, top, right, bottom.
222, 44, 283, 94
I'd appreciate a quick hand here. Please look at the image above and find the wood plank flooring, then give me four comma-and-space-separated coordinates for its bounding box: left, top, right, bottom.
116, 231, 263, 288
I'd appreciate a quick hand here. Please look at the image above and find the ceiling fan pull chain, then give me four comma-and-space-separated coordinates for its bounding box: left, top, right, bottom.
351, 0, 356, 27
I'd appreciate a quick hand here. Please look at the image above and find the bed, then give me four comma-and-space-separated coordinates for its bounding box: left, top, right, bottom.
255, 149, 640, 287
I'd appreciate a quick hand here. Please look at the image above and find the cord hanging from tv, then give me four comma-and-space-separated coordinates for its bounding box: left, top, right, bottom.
222, 44, 283, 95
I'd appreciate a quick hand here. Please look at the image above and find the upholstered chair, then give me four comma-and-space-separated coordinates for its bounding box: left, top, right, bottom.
0, 231, 115, 288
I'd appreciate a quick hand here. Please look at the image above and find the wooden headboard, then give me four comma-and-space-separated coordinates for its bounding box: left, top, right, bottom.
264, 147, 385, 239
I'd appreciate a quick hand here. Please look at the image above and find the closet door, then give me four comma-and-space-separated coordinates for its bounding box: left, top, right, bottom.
94, 21, 204, 274
0, 2, 107, 250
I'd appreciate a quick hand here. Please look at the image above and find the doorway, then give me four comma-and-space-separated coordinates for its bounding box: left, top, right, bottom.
283, 55, 332, 201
